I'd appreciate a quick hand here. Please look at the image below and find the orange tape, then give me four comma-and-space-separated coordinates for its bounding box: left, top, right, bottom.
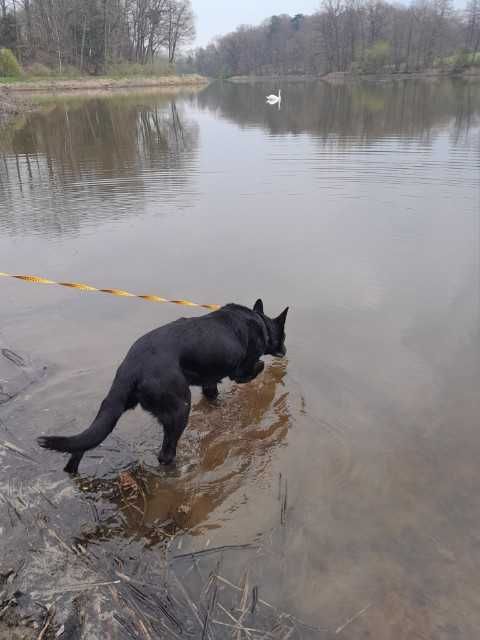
0, 272, 220, 311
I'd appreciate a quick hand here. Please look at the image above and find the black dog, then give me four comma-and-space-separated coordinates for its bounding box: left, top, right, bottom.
38, 300, 288, 474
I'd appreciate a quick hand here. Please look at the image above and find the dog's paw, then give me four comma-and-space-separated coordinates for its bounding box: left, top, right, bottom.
158, 451, 175, 465
37, 436, 49, 449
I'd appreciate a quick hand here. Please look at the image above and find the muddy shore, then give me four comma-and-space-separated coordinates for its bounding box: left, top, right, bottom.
0, 88, 32, 125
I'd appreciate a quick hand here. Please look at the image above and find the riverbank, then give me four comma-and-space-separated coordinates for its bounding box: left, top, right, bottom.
0, 74, 209, 125
0, 73, 209, 92
227, 67, 480, 83
322, 68, 480, 82
228, 74, 318, 83
0, 88, 32, 125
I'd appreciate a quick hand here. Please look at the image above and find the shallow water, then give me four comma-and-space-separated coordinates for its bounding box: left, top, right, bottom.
0, 79, 479, 638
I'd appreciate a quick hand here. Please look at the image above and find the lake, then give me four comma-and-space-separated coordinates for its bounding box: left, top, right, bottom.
0, 79, 479, 638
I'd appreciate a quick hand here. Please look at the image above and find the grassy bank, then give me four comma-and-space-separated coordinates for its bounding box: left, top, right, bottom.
0, 74, 209, 92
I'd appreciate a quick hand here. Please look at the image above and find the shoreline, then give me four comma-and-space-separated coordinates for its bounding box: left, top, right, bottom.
0, 74, 209, 125
0, 73, 209, 93
322, 68, 480, 82
227, 68, 480, 83
0, 89, 32, 125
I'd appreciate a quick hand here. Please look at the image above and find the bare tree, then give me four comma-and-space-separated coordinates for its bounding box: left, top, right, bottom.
164, 0, 194, 64
127, 0, 169, 63
193, 0, 470, 78
0, 0, 197, 70
0, 0, 471, 76
466, 0, 480, 56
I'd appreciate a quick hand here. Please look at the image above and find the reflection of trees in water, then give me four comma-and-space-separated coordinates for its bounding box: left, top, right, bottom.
0, 95, 199, 237
195, 80, 480, 143
77, 360, 298, 547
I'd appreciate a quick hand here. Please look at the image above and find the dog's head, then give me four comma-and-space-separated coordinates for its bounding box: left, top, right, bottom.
253, 299, 289, 357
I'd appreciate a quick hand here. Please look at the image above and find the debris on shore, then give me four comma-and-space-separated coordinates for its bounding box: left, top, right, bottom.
0, 87, 32, 125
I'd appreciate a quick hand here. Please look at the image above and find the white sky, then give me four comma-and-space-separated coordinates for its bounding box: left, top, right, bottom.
191, 0, 467, 47
191, 1, 321, 47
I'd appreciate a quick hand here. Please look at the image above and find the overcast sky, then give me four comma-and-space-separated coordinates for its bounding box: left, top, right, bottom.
191, 1, 321, 47
191, 0, 466, 47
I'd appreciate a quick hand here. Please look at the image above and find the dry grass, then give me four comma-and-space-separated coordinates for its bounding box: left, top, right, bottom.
1, 74, 209, 94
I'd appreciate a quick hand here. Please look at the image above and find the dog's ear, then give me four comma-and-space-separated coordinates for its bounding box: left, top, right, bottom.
253, 299, 264, 314
275, 307, 289, 330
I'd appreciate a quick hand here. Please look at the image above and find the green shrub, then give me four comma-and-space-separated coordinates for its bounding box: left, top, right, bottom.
361, 41, 391, 73
452, 50, 471, 71
106, 59, 175, 78
350, 60, 361, 73
435, 51, 480, 70
0, 48, 22, 77
107, 62, 144, 77
24, 62, 82, 79
54, 64, 82, 78
449, 49, 480, 70
25, 62, 53, 77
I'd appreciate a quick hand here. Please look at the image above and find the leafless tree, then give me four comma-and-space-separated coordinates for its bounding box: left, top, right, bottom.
0, 0, 472, 75
0, 0, 195, 70
193, 0, 470, 78
164, 0, 194, 64
466, 0, 480, 56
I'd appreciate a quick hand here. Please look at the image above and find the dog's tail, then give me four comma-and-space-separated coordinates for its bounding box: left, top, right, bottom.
38, 370, 135, 472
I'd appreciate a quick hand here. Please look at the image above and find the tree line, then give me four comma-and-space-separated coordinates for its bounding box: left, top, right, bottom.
0, 0, 194, 73
193, 0, 480, 77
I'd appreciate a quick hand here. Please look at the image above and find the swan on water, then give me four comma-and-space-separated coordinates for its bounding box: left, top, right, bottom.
266, 89, 282, 105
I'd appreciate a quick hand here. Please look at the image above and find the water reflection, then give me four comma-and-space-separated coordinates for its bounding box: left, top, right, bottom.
195, 80, 480, 143
76, 361, 295, 547
0, 93, 199, 237
0, 79, 478, 635
0, 80, 477, 240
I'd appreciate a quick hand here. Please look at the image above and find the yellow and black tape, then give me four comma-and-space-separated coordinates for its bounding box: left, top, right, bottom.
0, 271, 220, 311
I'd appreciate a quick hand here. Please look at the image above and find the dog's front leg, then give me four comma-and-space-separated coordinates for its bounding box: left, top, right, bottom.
231, 359, 265, 384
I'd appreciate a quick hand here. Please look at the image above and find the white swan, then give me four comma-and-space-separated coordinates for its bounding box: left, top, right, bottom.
266, 89, 282, 105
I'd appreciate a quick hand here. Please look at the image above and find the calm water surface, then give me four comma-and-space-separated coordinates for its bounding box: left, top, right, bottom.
0, 80, 479, 638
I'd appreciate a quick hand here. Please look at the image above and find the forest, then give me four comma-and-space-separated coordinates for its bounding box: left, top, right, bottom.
194, 0, 480, 77
0, 0, 194, 74
1, 0, 480, 79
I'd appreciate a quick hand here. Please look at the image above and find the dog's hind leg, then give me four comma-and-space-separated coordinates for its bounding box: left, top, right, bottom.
138, 377, 191, 466
156, 387, 191, 465
64, 452, 84, 474
202, 384, 219, 400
